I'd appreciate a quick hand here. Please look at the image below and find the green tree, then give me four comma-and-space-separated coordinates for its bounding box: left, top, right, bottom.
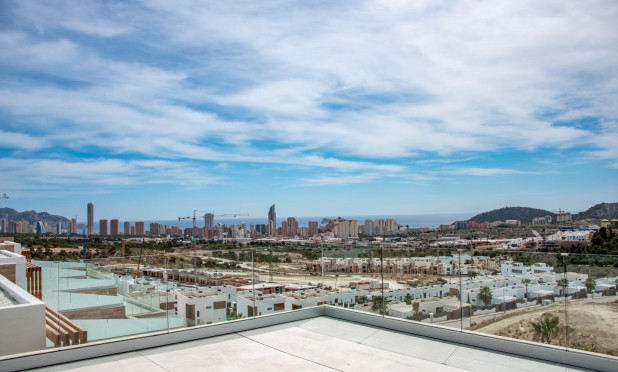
356, 295, 368, 305
404, 293, 413, 305
585, 278, 596, 299
479, 286, 493, 307
531, 315, 560, 344
371, 296, 386, 315
558, 278, 569, 297
468, 271, 478, 281
522, 279, 531, 301
227, 310, 243, 320
412, 301, 420, 321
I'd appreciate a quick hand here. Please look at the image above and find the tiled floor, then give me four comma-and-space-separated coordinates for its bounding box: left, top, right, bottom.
29, 317, 591, 372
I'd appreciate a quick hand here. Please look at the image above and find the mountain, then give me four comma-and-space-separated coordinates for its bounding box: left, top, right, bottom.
573, 202, 618, 221
467, 207, 556, 224
0, 208, 71, 225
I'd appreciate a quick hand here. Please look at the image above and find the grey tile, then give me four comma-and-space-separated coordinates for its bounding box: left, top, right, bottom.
445, 345, 567, 372
140, 330, 333, 372
298, 317, 381, 343
243, 326, 465, 372
27, 352, 167, 372
235, 318, 314, 337
359, 328, 460, 364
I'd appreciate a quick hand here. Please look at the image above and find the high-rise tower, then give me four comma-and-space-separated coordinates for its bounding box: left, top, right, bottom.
87, 203, 94, 235
99, 219, 108, 235
110, 219, 119, 235
268, 204, 276, 235
205, 213, 215, 230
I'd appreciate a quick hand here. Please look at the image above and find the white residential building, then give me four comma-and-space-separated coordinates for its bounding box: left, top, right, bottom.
176, 290, 227, 326
237, 291, 286, 318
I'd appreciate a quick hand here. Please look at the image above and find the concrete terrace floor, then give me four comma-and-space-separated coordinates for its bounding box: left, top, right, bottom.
29, 317, 589, 372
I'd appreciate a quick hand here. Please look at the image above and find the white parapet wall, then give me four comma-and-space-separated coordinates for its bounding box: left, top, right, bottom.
0, 250, 27, 289
0, 274, 46, 356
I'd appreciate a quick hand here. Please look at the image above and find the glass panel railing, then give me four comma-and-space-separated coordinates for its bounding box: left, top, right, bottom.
169, 247, 253, 323
36, 260, 62, 349
262, 245, 322, 313
465, 251, 563, 341
462, 250, 618, 357
563, 253, 617, 356
17, 238, 618, 360
317, 245, 384, 314
379, 246, 466, 327
52, 254, 174, 343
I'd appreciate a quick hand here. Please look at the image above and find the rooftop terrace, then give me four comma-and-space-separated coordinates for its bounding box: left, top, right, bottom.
3, 306, 616, 372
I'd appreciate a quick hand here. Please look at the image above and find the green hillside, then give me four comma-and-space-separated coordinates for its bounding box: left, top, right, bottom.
467, 207, 555, 224
573, 202, 618, 221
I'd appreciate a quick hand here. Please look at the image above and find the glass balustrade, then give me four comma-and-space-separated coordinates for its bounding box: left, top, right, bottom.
9, 240, 618, 359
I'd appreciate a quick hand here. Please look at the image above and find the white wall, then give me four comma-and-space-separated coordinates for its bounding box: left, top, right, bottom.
0, 274, 46, 356
0, 250, 27, 289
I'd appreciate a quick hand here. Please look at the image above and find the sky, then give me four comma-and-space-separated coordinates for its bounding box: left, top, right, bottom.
0, 0, 617, 221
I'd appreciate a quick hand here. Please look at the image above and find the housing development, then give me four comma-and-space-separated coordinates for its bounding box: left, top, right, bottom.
1, 201, 617, 367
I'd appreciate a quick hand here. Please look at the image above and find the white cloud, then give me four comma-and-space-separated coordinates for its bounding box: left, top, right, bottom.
434, 168, 539, 176
0, 130, 49, 150
0, 158, 223, 190
301, 173, 384, 186
0, 0, 617, 190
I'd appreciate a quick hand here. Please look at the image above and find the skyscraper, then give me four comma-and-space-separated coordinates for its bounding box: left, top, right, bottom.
69, 218, 77, 234
308, 221, 318, 237
364, 219, 374, 236
99, 219, 108, 235
110, 219, 119, 235
124, 221, 131, 236
205, 213, 214, 230
135, 221, 145, 236
287, 217, 298, 236
268, 204, 276, 235
87, 203, 94, 235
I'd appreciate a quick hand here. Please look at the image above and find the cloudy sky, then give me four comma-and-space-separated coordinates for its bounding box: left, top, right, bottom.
1, 0, 617, 221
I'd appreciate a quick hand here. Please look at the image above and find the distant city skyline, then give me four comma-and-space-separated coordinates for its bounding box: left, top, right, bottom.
1, 1, 617, 219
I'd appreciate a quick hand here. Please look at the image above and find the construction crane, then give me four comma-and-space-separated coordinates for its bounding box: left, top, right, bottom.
178, 210, 249, 228
177, 210, 249, 271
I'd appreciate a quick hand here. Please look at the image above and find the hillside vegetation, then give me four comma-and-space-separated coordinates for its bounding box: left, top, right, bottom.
574, 202, 618, 221
467, 207, 555, 224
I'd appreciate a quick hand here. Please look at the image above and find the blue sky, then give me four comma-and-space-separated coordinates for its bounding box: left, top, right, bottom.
1, 0, 617, 221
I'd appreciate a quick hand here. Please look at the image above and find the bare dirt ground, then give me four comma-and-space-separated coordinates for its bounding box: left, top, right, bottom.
471, 301, 618, 356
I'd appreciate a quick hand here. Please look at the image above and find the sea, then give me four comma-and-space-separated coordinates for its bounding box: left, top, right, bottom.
85, 213, 473, 233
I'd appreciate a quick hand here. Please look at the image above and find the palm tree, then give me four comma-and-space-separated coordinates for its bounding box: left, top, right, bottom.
357, 295, 368, 304
404, 293, 413, 305
372, 296, 386, 315
585, 278, 596, 299
479, 286, 493, 307
412, 301, 420, 321
522, 279, 531, 301
531, 315, 560, 344
468, 271, 478, 281
558, 278, 569, 297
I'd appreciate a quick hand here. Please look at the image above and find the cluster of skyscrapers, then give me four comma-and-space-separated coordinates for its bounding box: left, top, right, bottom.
1, 216, 78, 235
2, 203, 398, 238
